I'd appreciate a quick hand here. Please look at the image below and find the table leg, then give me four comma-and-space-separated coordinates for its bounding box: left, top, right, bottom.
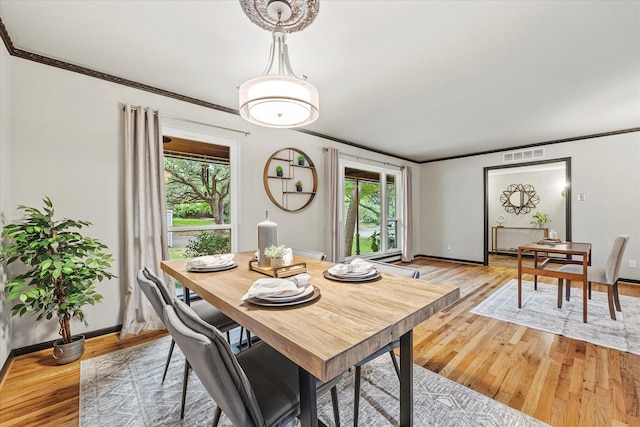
299, 368, 318, 427
400, 330, 413, 427
517, 248, 523, 308
582, 257, 588, 323
184, 286, 191, 305
533, 251, 538, 290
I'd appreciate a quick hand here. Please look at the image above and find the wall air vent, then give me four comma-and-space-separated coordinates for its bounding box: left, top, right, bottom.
503, 148, 545, 163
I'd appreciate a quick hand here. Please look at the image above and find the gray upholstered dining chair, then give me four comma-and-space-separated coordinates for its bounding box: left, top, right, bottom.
557, 234, 630, 320
292, 248, 327, 260
137, 268, 240, 418
164, 298, 342, 427
352, 260, 420, 427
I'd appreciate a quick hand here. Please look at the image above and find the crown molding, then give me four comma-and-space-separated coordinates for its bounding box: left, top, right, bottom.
1, 17, 637, 165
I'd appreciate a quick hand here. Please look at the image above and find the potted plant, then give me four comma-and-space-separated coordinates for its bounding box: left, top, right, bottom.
275, 165, 283, 177
297, 155, 305, 166
264, 244, 287, 269
295, 180, 303, 192
530, 212, 551, 228
1, 197, 115, 364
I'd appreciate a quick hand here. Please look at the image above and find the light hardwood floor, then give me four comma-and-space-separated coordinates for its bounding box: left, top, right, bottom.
1, 258, 639, 426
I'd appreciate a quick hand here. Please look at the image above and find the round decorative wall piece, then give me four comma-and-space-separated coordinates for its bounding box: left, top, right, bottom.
263, 148, 318, 212
500, 183, 539, 214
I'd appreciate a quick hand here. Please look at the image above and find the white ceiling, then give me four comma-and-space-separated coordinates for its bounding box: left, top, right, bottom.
1, 1, 638, 162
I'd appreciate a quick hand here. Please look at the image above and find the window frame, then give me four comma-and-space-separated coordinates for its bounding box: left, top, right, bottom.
162, 121, 239, 255
338, 158, 403, 261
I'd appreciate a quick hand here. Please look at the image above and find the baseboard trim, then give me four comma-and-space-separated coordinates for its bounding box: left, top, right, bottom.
0, 349, 14, 387
13, 325, 122, 357
413, 254, 484, 265
414, 254, 640, 285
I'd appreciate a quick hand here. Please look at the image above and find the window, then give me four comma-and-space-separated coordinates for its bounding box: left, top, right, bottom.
162, 122, 238, 297
340, 160, 402, 260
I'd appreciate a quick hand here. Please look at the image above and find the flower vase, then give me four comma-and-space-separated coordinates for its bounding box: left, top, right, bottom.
270, 257, 284, 269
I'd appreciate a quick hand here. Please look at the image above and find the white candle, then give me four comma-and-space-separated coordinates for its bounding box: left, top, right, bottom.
257, 210, 277, 267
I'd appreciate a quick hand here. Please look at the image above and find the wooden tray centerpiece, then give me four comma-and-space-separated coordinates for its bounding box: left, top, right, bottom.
249, 258, 307, 278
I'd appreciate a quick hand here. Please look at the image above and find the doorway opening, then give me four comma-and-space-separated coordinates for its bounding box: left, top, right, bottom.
484, 158, 572, 267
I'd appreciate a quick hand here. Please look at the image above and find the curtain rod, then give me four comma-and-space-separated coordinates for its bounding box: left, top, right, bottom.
325, 148, 404, 170
121, 104, 250, 137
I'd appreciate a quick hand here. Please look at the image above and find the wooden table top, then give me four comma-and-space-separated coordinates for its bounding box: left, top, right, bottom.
161, 251, 460, 382
518, 242, 591, 255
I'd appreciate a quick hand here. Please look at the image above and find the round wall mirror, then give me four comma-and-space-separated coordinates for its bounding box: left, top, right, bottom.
500, 183, 539, 214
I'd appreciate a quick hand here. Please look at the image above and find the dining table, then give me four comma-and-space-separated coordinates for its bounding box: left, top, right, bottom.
161, 251, 460, 427
517, 241, 592, 322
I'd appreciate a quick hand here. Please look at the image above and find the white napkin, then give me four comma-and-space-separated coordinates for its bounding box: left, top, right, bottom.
328, 258, 376, 276
186, 253, 234, 269
241, 273, 310, 300
283, 247, 293, 266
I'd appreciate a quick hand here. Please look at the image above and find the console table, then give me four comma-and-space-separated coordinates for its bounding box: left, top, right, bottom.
491, 226, 548, 254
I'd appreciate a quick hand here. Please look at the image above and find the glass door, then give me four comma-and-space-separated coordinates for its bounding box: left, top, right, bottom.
341, 161, 401, 260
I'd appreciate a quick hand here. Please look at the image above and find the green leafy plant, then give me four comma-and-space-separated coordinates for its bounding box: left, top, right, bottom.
275, 165, 283, 176
531, 212, 551, 225
297, 155, 305, 165
0, 197, 115, 344
184, 231, 231, 257
295, 180, 303, 190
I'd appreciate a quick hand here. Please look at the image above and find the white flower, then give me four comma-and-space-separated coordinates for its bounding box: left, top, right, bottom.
264, 245, 287, 258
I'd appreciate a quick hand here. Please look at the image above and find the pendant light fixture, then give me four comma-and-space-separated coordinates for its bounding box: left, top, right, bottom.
238, 0, 319, 128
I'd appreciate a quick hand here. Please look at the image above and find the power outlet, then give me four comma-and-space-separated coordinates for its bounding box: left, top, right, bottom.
630, 260, 637, 268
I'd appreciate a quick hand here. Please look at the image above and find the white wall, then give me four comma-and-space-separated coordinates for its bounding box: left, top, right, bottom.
0, 38, 12, 370
6, 57, 420, 349
419, 131, 640, 281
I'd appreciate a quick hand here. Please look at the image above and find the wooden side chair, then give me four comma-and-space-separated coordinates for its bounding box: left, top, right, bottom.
557, 234, 630, 320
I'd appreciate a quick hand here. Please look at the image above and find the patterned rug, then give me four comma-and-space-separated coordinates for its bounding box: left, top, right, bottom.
80, 336, 547, 426
471, 279, 640, 355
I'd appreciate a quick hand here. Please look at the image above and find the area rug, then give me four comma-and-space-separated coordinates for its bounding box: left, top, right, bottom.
471, 279, 640, 355
80, 336, 546, 426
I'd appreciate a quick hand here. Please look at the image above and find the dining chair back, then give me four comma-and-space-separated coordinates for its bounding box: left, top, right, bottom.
558, 234, 630, 320
137, 268, 239, 419
165, 299, 341, 427
292, 248, 327, 260
368, 260, 420, 278
605, 234, 630, 284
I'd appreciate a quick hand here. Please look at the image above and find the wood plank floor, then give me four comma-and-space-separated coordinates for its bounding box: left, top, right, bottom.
1, 258, 639, 426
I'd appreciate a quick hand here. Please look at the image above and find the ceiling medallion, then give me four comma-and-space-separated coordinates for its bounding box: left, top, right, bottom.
239, 0, 319, 33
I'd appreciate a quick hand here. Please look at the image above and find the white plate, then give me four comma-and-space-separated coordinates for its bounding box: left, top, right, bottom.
187, 262, 235, 272
328, 269, 377, 279
257, 285, 314, 303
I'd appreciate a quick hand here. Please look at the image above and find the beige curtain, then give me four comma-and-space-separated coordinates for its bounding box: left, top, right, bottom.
401, 166, 413, 262
324, 148, 340, 262
120, 104, 171, 338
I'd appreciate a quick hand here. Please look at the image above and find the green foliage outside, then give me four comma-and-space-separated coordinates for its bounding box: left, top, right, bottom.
164, 157, 231, 224
184, 231, 231, 257
172, 202, 212, 219
0, 197, 115, 344
172, 218, 216, 227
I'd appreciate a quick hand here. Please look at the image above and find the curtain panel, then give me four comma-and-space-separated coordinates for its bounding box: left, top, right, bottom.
324, 148, 340, 263
120, 104, 172, 338
401, 166, 413, 262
